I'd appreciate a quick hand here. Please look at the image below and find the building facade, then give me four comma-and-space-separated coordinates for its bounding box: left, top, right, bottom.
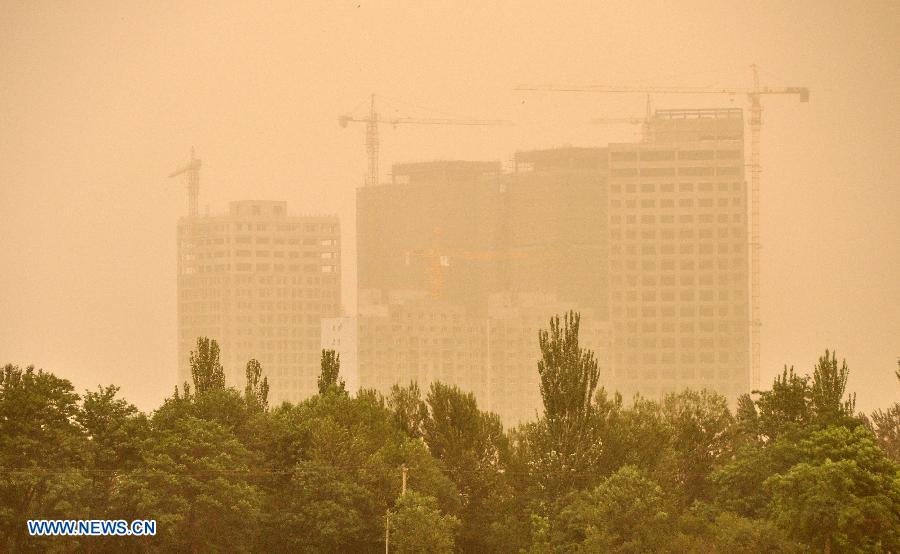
326, 291, 607, 426
606, 109, 750, 400
350, 108, 751, 419
177, 200, 340, 404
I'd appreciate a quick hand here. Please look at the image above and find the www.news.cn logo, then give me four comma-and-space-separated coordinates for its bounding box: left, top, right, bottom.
27, 519, 156, 537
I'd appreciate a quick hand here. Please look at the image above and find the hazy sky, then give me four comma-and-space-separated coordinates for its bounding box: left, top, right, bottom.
1, 1, 898, 412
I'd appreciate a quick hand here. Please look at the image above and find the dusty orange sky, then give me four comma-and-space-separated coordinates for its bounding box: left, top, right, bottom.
1, 1, 897, 412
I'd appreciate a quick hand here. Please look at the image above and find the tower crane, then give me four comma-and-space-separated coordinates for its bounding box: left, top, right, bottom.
518, 65, 810, 388
339, 94, 511, 186
168, 147, 202, 217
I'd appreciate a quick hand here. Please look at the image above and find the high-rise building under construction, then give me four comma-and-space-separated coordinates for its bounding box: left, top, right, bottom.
607, 109, 749, 400
352, 107, 750, 420
176, 200, 340, 404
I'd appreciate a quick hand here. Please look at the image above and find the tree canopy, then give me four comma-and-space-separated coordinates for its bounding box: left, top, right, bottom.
2, 332, 897, 553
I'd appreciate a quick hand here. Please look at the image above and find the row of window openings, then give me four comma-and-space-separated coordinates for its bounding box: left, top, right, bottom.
182, 287, 337, 298
187, 250, 337, 261
610, 226, 745, 237
611, 244, 747, 258
610, 198, 742, 210
179, 306, 337, 325
610, 150, 741, 162
182, 262, 326, 272
187, 223, 337, 233
610, 243, 745, 255
611, 181, 741, 193
612, 284, 745, 297
610, 257, 744, 271
614, 305, 744, 318
181, 235, 338, 247
621, 336, 739, 347
608, 213, 744, 224
612, 258, 744, 270
614, 316, 748, 333
180, 287, 336, 300
610, 167, 741, 178
614, 353, 741, 366
614, 198, 743, 210
230, 263, 337, 273
181, 276, 337, 289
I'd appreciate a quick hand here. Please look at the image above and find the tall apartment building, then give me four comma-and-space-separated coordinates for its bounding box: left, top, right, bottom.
177, 200, 340, 404
606, 109, 750, 400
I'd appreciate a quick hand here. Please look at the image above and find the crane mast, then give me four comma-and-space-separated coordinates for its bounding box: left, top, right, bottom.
365, 94, 379, 187
339, 94, 511, 186
748, 65, 763, 391
168, 147, 202, 217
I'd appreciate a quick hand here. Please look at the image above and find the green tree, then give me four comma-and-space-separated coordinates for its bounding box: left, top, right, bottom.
711, 436, 801, 518
388, 381, 428, 440
189, 336, 226, 394
602, 394, 669, 473
423, 382, 513, 553
658, 390, 734, 507
154, 382, 250, 435
0, 364, 86, 552
244, 358, 269, 412
754, 366, 811, 441
533, 311, 602, 494
538, 311, 599, 434
117, 416, 262, 552
251, 391, 459, 551
77, 385, 147, 517
871, 360, 900, 461
389, 490, 460, 554
765, 425, 900, 552
318, 349, 346, 396
809, 349, 856, 426
871, 404, 900, 462
732, 393, 760, 447
553, 465, 669, 553
671, 503, 802, 553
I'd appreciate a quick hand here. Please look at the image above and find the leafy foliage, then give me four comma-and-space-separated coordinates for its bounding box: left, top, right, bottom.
765, 426, 900, 551
553, 465, 670, 552
388, 381, 428, 440
243, 358, 269, 412
0, 364, 85, 552
389, 490, 460, 554
189, 337, 225, 394
2, 333, 898, 553
318, 349, 347, 396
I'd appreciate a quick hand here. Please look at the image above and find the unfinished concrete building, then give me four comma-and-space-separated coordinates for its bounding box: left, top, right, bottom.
606, 108, 749, 400
351, 108, 750, 421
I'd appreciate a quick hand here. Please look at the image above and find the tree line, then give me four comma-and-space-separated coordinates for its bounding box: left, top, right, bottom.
1, 312, 898, 552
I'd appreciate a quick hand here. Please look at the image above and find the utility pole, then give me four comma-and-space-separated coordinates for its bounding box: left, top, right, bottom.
385, 465, 409, 554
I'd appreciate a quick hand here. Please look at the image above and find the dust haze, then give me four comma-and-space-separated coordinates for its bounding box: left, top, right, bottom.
1, 1, 898, 414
